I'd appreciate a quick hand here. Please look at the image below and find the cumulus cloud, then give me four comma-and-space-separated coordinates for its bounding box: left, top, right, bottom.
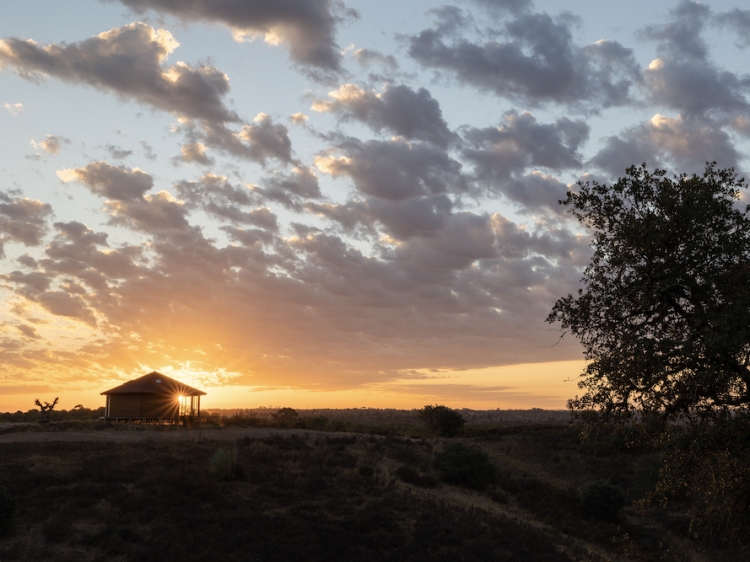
0, 191, 53, 257
175, 142, 214, 165
457, 111, 587, 213
56, 162, 193, 235
105, 191, 192, 233
3, 145, 589, 386
41, 221, 141, 291
591, 113, 741, 176
15, 324, 41, 339
312, 83, 455, 147
290, 112, 308, 124
2, 204, 588, 389
0, 24, 308, 168
36, 291, 97, 325
30, 134, 68, 154
407, 5, 640, 110
190, 113, 295, 165
315, 137, 467, 201
177, 167, 320, 220
1, 222, 127, 327
1, 2, 617, 391
58, 162, 153, 201
4, 102, 23, 115
0, 22, 237, 124
176, 173, 273, 227
309, 194, 454, 240
640, 1, 750, 118
110, 0, 357, 72
463, 111, 588, 178
237, 113, 294, 164
258, 166, 322, 210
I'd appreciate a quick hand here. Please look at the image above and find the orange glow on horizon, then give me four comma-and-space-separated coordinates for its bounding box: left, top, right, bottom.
0, 360, 585, 413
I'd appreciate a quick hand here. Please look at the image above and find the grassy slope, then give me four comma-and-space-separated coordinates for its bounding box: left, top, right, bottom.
0, 416, 745, 561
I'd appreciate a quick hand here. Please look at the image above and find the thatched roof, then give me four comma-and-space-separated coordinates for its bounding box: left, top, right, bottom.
101, 371, 206, 396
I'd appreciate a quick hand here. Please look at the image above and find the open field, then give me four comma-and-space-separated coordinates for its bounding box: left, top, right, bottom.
204, 408, 572, 427
0, 411, 746, 561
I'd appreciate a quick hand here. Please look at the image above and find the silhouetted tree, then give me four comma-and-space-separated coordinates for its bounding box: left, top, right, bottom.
548, 163, 750, 542
548, 163, 750, 422
419, 405, 465, 436
271, 407, 299, 426
34, 397, 59, 424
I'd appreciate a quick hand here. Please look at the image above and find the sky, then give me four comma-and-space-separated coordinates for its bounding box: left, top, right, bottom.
1, 0, 749, 412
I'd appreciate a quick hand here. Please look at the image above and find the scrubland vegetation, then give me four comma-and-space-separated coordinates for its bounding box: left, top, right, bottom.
0, 406, 105, 424
0, 407, 746, 561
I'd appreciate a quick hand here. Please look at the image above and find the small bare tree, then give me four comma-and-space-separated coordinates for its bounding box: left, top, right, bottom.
34, 397, 59, 423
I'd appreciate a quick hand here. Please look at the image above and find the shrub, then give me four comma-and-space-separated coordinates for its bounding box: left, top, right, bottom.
210, 448, 240, 481
0, 485, 16, 536
272, 407, 299, 421
581, 479, 625, 521
434, 443, 496, 489
419, 405, 465, 437
224, 412, 263, 427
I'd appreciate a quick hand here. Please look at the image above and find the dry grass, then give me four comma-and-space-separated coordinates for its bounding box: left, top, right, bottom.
0, 411, 746, 561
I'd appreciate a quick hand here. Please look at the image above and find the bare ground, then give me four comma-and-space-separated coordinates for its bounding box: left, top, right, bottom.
0, 425, 331, 444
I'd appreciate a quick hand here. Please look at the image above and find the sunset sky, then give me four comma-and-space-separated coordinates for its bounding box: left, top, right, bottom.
1, 0, 749, 412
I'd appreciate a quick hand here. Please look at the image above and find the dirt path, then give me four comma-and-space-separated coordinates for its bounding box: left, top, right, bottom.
0, 426, 333, 444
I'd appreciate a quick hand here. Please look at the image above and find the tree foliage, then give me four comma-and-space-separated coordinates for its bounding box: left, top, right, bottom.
418, 405, 465, 436
271, 407, 299, 423
548, 163, 750, 421
647, 413, 750, 542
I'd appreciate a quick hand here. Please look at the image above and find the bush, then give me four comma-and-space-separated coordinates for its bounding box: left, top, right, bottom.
0, 485, 16, 536
581, 479, 625, 521
419, 405, 465, 437
434, 443, 496, 489
646, 415, 750, 542
210, 448, 241, 481
224, 412, 263, 427
272, 407, 299, 421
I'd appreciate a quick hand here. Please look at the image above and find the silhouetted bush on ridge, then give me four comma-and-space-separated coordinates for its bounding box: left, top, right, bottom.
419, 404, 466, 436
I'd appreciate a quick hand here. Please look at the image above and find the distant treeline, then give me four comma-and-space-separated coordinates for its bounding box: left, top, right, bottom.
0, 407, 105, 423
206, 408, 571, 427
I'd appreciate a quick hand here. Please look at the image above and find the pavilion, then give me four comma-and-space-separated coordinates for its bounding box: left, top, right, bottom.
101, 371, 205, 422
